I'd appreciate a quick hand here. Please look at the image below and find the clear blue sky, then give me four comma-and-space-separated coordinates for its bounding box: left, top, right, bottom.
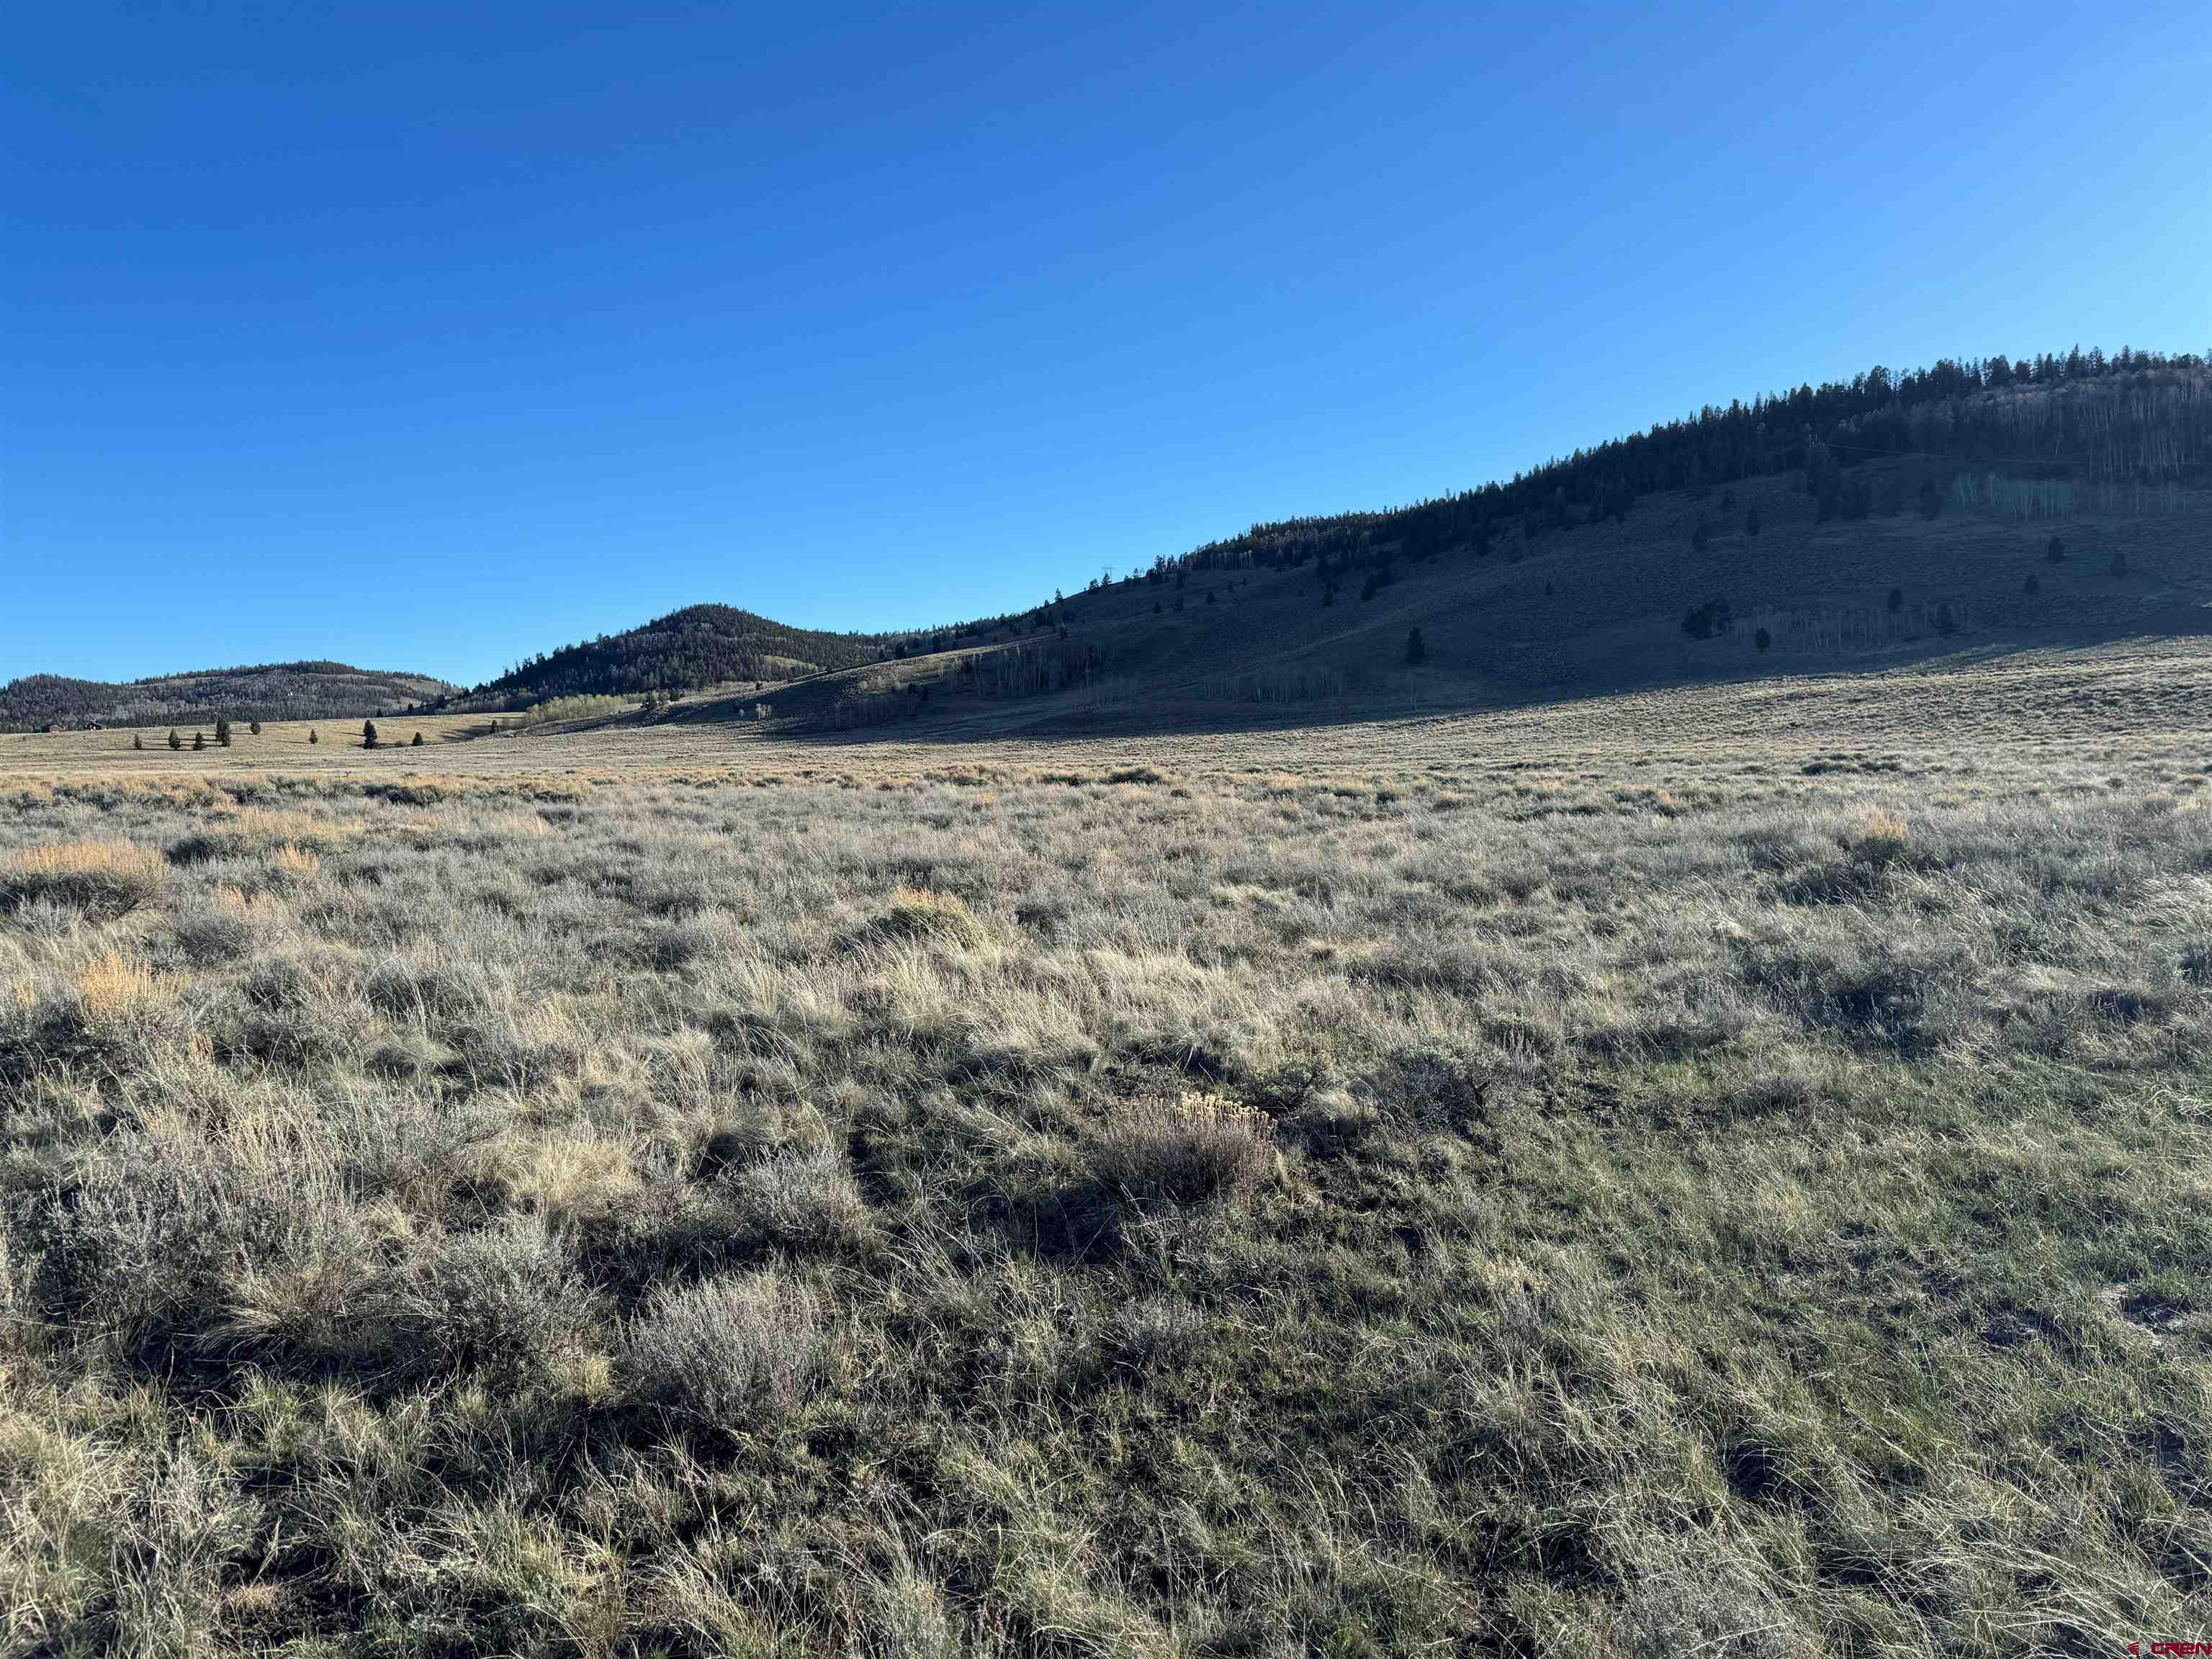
7, 3, 2208, 687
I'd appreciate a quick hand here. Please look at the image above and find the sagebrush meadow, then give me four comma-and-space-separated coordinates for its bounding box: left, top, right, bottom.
4, 644, 2210, 1655
16, 0, 2210, 1647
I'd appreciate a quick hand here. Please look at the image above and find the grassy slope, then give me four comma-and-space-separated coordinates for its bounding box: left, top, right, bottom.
4, 644, 2212, 1654
730, 466, 2212, 735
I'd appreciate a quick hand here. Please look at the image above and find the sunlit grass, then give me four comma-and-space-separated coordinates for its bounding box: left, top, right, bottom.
4, 644, 2212, 1653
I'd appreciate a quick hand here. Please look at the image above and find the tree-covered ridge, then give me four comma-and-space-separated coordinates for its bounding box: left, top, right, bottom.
472, 603, 879, 705
0, 663, 458, 733
1159, 348, 2209, 578
859, 348, 2208, 663
17, 349, 2205, 712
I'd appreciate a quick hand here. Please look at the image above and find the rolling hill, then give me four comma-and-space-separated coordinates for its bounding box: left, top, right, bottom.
686, 466, 2212, 738
17, 351, 2207, 738
464, 603, 881, 707
639, 354, 2212, 735
0, 661, 459, 732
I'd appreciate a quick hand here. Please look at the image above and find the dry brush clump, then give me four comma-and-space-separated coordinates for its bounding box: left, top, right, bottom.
624, 1269, 826, 1423
0, 839, 165, 919
1851, 804, 1912, 864
866, 884, 990, 948
3, 724, 2212, 1653
1089, 1089, 1274, 1205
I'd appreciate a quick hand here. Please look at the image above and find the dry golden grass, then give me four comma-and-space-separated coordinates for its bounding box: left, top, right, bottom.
269, 843, 320, 880
6, 840, 146, 877
873, 885, 989, 948
1853, 806, 1912, 863
73, 951, 178, 1022
510, 1131, 645, 1228
0, 840, 165, 918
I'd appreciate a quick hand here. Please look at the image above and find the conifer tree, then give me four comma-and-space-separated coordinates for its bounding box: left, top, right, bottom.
168, 729, 181, 750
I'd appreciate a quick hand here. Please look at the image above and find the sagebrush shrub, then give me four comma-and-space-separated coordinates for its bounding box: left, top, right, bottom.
625, 1270, 824, 1421
364, 947, 495, 1025
32, 1105, 353, 1362
856, 1565, 961, 1659
404, 1220, 594, 1382
727, 1146, 871, 1252
218, 1205, 400, 1369
1110, 1292, 1210, 1369
1089, 1091, 1273, 1205
168, 889, 258, 965
1732, 922, 1973, 1053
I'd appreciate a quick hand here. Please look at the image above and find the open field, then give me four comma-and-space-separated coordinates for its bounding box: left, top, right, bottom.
11, 634, 2212, 784
6, 641, 2212, 1655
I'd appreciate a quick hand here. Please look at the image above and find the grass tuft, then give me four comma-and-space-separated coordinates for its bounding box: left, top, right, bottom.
1851, 806, 1912, 865
869, 886, 988, 948
1089, 1089, 1274, 1205
73, 950, 179, 1023
0, 840, 164, 918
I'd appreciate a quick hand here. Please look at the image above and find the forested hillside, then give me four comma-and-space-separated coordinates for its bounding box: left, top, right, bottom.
1161, 347, 2209, 583
853, 350, 2207, 670
17, 351, 2206, 724
726, 354, 2212, 734
0, 662, 457, 732
469, 604, 879, 706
